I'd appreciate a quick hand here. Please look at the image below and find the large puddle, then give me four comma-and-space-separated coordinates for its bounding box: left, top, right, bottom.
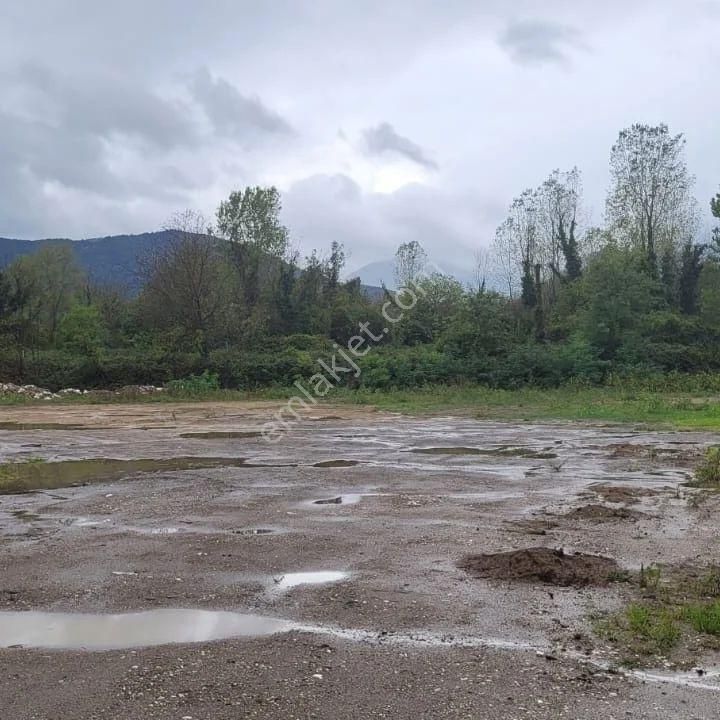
272, 571, 349, 591
0, 609, 289, 650
0, 457, 250, 494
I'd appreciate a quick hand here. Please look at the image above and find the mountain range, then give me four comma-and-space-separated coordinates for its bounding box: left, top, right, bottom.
0, 232, 478, 296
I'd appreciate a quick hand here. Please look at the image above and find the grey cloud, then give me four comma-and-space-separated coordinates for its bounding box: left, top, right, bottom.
362, 122, 438, 170
189, 67, 293, 140
13, 64, 198, 151
281, 174, 494, 271
499, 19, 581, 65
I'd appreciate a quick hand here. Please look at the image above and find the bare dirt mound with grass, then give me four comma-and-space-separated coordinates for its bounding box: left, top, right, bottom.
588, 483, 665, 504
564, 504, 647, 522
458, 547, 620, 587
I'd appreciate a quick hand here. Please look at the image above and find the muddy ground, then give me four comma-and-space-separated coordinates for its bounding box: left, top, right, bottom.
1, 401, 719, 718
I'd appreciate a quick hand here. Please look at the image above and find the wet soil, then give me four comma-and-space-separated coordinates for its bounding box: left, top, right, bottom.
589, 483, 667, 504
564, 504, 647, 522
0, 401, 719, 718
458, 547, 621, 587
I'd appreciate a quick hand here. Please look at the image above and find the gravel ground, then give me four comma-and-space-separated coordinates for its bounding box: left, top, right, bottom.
0, 401, 718, 719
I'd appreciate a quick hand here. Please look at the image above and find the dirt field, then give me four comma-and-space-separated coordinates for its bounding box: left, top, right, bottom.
1, 401, 719, 718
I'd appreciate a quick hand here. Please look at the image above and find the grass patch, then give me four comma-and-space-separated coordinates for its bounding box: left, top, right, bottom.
687, 447, 720, 488
3, 382, 720, 430
626, 604, 682, 650
338, 385, 720, 430
594, 564, 720, 666
683, 601, 720, 635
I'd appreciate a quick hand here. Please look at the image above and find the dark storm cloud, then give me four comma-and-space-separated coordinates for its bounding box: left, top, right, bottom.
189, 68, 293, 140
12, 64, 198, 151
498, 19, 581, 65
362, 123, 438, 170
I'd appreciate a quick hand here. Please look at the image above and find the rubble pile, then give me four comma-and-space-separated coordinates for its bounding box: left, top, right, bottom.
0, 383, 165, 400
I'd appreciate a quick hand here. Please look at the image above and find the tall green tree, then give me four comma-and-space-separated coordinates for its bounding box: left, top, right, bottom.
575, 246, 660, 359
606, 124, 697, 272
538, 168, 583, 285
677, 242, 705, 315
216, 186, 290, 318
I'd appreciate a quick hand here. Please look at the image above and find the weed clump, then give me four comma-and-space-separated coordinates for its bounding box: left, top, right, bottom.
688, 447, 720, 488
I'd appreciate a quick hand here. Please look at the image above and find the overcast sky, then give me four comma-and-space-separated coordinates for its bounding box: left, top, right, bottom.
1, 0, 718, 272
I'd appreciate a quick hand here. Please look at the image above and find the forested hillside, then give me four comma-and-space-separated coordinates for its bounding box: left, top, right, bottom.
1, 123, 719, 392
0, 232, 176, 293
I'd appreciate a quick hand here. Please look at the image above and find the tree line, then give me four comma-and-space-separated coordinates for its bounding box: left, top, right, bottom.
1, 123, 719, 391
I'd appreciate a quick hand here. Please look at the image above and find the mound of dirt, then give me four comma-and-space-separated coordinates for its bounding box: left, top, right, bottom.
564, 504, 646, 522
589, 483, 663, 504
458, 547, 620, 587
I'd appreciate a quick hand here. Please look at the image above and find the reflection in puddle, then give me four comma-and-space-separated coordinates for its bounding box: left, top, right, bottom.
10, 510, 41, 522
234, 527, 278, 536
0, 609, 289, 650
273, 571, 349, 591
311, 494, 363, 506
179, 431, 262, 439
410, 446, 558, 459
0, 422, 88, 431
0, 457, 250, 494
313, 460, 361, 468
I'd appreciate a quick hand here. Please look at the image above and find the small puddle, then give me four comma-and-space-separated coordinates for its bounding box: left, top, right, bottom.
0, 457, 250, 494
311, 494, 363, 506
410, 447, 558, 459
0, 422, 88, 431
312, 460, 361, 468
179, 431, 262, 439
272, 571, 349, 591
10, 510, 41, 522
234, 527, 278, 536
0, 609, 289, 650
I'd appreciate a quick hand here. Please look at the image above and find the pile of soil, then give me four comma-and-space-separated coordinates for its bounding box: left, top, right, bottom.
564, 504, 646, 522
589, 483, 662, 504
458, 547, 620, 587
607, 442, 700, 463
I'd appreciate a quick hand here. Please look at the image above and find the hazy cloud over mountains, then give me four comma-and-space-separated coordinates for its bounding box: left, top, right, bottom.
0, 0, 718, 271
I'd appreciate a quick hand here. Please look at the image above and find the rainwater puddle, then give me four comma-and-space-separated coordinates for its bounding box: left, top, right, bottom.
312, 494, 363, 506
0, 457, 250, 494
409, 446, 558, 459
234, 527, 280, 536
179, 431, 262, 439
0, 609, 289, 650
10, 510, 41, 522
0, 422, 88, 431
272, 571, 349, 591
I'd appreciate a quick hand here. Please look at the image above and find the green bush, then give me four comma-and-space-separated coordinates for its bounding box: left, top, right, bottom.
165, 370, 221, 395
